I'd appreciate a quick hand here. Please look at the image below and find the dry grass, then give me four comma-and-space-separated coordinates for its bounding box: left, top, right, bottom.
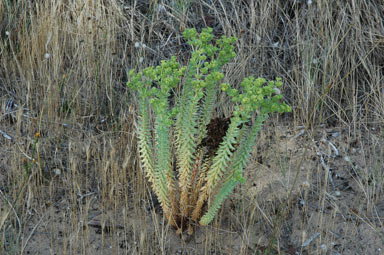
0, 0, 383, 254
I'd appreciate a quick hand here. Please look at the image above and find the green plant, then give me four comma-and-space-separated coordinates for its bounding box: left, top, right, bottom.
127, 27, 291, 233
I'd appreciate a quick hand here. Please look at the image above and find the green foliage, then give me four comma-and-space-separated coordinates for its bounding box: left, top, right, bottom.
127, 27, 291, 231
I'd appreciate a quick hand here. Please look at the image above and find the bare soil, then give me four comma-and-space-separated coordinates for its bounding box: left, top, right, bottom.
1, 118, 382, 254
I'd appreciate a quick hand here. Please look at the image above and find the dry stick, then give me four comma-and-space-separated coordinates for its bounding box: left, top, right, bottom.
0, 189, 21, 234
20, 209, 50, 254
0, 129, 13, 140
319, 154, 336, 192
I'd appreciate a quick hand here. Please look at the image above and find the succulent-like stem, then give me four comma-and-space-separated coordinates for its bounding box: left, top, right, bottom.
127, 27, 291, 232
199, 113, 268, 225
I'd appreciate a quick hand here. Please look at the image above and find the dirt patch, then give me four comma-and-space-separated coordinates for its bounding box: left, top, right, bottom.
1, 122, 379, 254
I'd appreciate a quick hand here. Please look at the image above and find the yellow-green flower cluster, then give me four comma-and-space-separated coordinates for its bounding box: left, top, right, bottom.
127, 27, 291, 230
222, 76, 291, 119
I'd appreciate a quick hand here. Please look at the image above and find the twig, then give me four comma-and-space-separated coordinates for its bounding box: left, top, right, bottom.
301, 232, 320, 247
0, 129, 13, 140
20, 209, 50, 254
0, 189, 21, 238
327, 140, 339, 157
320, 154, 336, 192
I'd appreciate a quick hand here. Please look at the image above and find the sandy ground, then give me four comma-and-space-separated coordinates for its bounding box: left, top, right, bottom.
1, 120, 383, 254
